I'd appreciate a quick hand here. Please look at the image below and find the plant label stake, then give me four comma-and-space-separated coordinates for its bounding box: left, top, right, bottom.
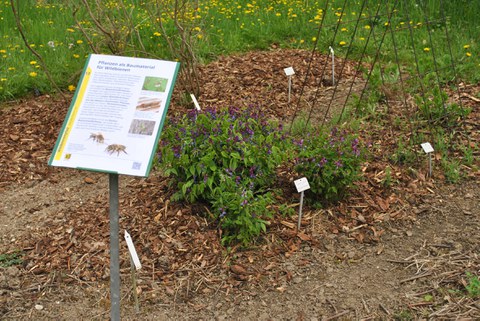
190, 93, 201, 111
125, 230, 141, 313
329, 46, 335, 85
294, 177, 310, 230
421, 142, 434, 177
284, 67, 295, 103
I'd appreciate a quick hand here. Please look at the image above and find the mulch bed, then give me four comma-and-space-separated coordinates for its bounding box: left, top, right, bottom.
1, 49, 479, 305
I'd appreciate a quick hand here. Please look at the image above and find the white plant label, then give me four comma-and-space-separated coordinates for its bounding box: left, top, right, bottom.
294, 177, 311, 193
190, 93, 201, 111
124, 230, 142, 270
284, 67, 295, 76
421, 142, 434, 154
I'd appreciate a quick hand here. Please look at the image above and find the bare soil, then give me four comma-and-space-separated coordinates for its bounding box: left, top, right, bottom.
1, 49, 479, 320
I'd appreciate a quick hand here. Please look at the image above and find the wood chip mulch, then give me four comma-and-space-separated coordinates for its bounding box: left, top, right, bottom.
1, 49, 478, 302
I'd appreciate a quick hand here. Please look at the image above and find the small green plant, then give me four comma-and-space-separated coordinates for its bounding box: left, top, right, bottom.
294, 127, 365, 203
383, 166, 393, 188
0, 251, 23, 268
157, 106, 288, 245
393, 310, 413, 321
460, 143, 476, 166
465, 272, 480, 298
414, 86, 471, 127
391, 138, 416, 165
441, 157, 461, 183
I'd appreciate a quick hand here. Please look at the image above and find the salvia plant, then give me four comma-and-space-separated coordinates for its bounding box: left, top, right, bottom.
294, 127, 365, 203
156, 106, 288, 245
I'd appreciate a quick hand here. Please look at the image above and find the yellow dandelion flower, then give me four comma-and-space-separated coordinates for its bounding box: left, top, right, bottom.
76, 40, 83, 44
8, 67, 15, 71
68, 85, 76, 92
275, 12, 281, 17
197, 34, 203, 39
423, 47, 430, 52
300, 39, 305, 44
73, 54, 80, 58
341, 27, 348, 32
339, 41, 347, 46
466, 52, 472, 57
0, 49, 6, 54
463, 44, 470, 49
67, 28, 75, 32
384, 22, 390, 26
312, 37, 317, 42
153, 32, 161, 36
1, 78, 6, 82
30, 60, 37, 65
29, 72, 37, 77
364, 25, 371, 29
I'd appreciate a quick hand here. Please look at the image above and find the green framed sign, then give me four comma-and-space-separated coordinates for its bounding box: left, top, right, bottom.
49, 54, 180, 177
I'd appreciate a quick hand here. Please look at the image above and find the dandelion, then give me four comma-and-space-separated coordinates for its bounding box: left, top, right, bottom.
464, 44, 470, 49
341, 27, 348, 32
66, 28, 75, 33
29, 72, 37, 77
68, 85, 76, 91
466, 52, 472, 57
197, 34, 203, 39
73, 54, 80, 58
76, 40, 83, 44
30, 60, 37, 65
423, 47, 430, 52
8, 67, 15, 71
1, 78, 6, 82
275, 12, 281, 16
339, 41, 347, 46
153, 31, 161, 36
384, 22, 390, 26
312, 37, 317, 42
0, 49, 6, 54
364, 25, 371, 30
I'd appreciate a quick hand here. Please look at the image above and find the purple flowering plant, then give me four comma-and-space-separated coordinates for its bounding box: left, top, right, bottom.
294, 127, 365, 203
156, 106, 288, 244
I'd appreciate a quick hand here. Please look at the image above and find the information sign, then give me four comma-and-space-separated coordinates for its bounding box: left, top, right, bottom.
49, 54, 180, 177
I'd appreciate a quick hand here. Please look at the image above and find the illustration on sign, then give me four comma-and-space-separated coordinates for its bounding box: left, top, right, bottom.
48, 54, 180, 177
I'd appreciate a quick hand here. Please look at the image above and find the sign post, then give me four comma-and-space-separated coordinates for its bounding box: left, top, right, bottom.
109, 173, 120, 321
294, 177, 311, 230
49, 54, 180, 320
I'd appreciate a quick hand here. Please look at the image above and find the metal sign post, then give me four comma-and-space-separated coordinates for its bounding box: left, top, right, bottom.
109, 173, 121, 321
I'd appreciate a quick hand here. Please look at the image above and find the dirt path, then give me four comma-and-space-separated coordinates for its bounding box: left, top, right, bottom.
1, 173, 478, 320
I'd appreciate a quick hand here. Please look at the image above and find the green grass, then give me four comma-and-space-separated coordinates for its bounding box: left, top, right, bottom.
0, 0, 478, 102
